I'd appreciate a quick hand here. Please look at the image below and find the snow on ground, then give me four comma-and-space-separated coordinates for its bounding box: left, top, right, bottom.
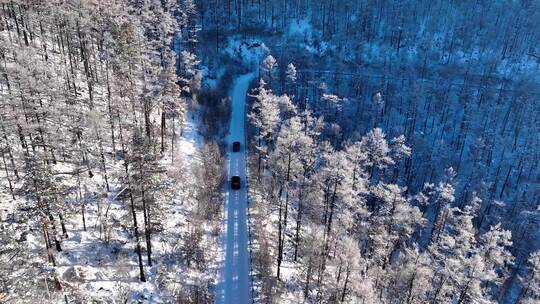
247, 185, 306, 303
53, 113, 212, 303
0, 19, 225, 302
215, 73, 256, 304
178, 113, 202, 158
0, 109, 218, 302
223, 37, 268, 68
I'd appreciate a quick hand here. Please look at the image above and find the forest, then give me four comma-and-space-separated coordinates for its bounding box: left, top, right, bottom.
0, 0, 539, 303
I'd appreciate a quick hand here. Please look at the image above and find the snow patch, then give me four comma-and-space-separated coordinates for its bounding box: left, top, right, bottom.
223, 37, 269, 68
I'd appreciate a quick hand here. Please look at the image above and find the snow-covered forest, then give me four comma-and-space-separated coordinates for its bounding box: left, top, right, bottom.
0, 0, 539, 303
0, 0, 223, 302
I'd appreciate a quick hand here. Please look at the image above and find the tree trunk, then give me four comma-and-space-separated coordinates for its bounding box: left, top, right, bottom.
125, 161, 146, 282
406, 270, 417, 304
97, 132, 110, 192
324, 179, 338, 255
105, 62, 116, 154
160, 107, 165, 154
139, 161, 152, 267
42, 223, 56, 266
276, 185, 283, 279
431, 275, 446, 304
304, 256, 313, 299
0, 121, 19, 179
1, 150, 15, 200
340, 263, 351, 302
171, 116, 175, 163
294, 180, 304, 261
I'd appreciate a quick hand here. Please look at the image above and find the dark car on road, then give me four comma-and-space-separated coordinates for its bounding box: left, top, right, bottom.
232, 141, 241, 152
231, 176, 241, 189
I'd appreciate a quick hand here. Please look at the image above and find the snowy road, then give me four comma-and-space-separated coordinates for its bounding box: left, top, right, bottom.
216, 73, 255, 304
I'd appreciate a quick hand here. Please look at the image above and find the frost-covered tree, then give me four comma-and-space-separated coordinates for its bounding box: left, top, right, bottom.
178, 50, 200, 96
0, 0, 206, 300
269, 116, 304, 277
518, 251, 540, 303
428, 205, 478, 303
477, 224, 513, 299
261, 54, 277, 83
285, 62, 297, 96
367, 183, 424, 269
248, 80, 281, 175
286, 63, 297, 83
159, 48, 183, 157
387, 245, 433, 304
299, 223, 326, 301
359, 128, 394, 180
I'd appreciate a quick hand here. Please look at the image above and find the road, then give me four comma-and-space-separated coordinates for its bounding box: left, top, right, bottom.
216, 73, 255, 304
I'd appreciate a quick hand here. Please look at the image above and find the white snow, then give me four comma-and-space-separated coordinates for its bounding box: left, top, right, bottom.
215, 73, 256, 304
223, 37, 268, 68
178, 113, 202, 158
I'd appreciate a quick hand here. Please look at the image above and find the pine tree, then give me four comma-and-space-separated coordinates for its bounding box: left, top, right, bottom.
518, 251, 540, 303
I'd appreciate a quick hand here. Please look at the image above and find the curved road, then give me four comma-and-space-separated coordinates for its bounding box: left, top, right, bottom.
216, 73, 255, 304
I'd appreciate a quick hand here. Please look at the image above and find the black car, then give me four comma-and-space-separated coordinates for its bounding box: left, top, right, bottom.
231, 176, 241, 189
232, 141, 241, 152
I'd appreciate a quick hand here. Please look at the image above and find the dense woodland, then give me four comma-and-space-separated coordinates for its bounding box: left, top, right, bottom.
195, 0, 540, 303
0, 0, 226, 302
0, 0, 539, 303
